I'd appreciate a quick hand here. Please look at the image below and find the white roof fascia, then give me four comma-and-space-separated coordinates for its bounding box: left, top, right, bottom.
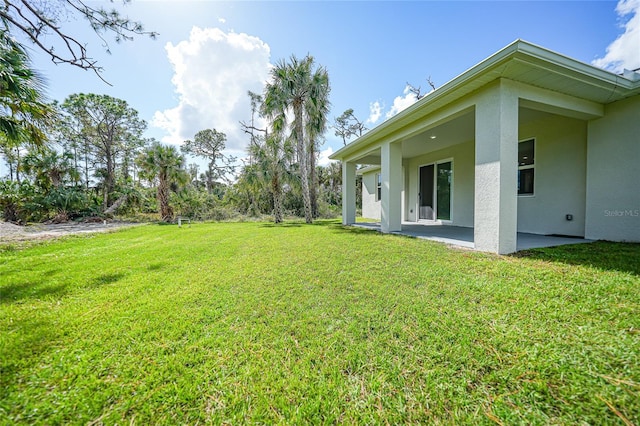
514, 40, 639, 90
330, 39, 639, 161
330, 40, 521, 160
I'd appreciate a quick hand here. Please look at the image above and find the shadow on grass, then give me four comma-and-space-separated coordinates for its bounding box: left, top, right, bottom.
324, 222, 397, 236
328, 223, 640, 276
513, 241, 640, 276
147, 263, 166, 272
0, 318, 60, 392
0, 281, 69, 305
88, 272, 126, 288
1, 273, 126, 305
259, 222, 303, 228
255, 219, 382, 234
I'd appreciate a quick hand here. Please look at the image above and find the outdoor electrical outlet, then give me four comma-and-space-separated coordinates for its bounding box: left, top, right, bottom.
566, 214, 573, 221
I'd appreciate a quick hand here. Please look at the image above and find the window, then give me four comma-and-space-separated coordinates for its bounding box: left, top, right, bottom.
518, 139, 535, 195
376, 173, 382, 201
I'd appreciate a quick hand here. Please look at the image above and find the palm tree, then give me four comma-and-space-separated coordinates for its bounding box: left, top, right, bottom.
247, 134, 294, 223
306, 68, 330, 217
21, 147, 78, 191
262, 54, 330, 224
0, 31, 53, 150
137, 142, 187, 222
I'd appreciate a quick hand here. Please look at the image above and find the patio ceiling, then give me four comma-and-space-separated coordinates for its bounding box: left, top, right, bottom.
350, 107, 565, 165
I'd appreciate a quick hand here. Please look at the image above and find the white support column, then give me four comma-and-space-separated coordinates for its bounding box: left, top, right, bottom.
381, 141, 402, 233
474, 81, 519, 254
342, 161, 356, 225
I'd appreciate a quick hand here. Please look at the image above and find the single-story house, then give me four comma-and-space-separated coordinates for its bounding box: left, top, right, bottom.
329, 40, 640, 254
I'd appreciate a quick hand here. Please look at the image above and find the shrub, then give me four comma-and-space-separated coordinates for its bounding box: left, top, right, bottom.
0, 180, 37, 223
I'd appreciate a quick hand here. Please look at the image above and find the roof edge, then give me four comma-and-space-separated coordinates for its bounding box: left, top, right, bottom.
330, 39, 637, 161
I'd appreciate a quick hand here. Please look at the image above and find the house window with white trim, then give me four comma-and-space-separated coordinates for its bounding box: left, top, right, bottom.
376, 173, 382, 201
518, 139, 535, 195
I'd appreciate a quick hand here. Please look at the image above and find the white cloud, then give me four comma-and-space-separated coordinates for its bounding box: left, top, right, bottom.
592, 0, 640, 72
318, 147, 337, 167
152, 27, 271, 152
218, 17, 226, 24
367, 101, 382, 124
385, 85, 419, 119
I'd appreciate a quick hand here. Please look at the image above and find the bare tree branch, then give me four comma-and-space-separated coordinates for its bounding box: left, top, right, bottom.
239, 120, 267, 137
426, 75, 436, 91
407, 76, 437, 100
1, 0, 157, 83
406, 82, 422, 100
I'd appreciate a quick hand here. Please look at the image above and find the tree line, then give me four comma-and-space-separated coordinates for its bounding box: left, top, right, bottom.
0, 1, 365, 224
0, 45, 354, 223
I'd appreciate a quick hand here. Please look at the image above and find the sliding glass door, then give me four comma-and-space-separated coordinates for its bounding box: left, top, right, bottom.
419, 164, 435, 220
419, 160, 452, 221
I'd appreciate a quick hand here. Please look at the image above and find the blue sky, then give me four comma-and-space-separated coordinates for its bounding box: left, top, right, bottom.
14, 0, 640, 169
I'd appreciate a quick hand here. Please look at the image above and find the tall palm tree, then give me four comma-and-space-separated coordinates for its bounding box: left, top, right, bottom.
262, 54, 330, 224
0, 31, 53, 149
306, 66, 330, 217
137, 142, 187, 222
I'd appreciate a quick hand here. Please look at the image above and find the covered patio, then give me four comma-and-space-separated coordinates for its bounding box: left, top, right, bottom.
352, 222, 594, 251
330, 40, 629, 255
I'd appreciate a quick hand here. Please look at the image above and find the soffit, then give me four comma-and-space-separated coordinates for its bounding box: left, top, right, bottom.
399, 107, 555, 160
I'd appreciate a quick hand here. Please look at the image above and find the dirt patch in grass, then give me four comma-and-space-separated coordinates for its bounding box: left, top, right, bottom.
0, 220, 140, 242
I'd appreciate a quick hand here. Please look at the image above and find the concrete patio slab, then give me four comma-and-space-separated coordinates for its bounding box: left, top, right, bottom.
352, 222, 594, 252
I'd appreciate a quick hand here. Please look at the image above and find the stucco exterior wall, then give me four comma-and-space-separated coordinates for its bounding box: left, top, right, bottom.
361, 167, 407, 221
360, 95, 638, 241
406, 140, 475, 227
361, 169, 381, 220
517, 113, 588, 236
585, 95, 640, 242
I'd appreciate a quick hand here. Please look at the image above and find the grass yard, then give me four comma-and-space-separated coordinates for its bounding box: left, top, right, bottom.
1, 221, 638, 424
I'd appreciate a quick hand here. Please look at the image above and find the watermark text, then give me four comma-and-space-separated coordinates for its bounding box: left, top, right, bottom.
604, 209, 639, 217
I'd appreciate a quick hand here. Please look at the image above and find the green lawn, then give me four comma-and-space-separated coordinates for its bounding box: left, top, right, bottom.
1, 221, 638, 424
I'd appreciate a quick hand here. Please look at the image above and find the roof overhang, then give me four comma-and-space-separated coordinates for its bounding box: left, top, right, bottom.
330, 39, 640, 161
357, 165, 380, 175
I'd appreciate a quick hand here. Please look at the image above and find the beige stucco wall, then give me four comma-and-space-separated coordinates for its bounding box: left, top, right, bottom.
362, 166, 407, 221
361, 168, 381, 220
360, 95, 638, 242
585, 95, 640, 242
406, 140, 475, 227
517, 113, 588, 236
